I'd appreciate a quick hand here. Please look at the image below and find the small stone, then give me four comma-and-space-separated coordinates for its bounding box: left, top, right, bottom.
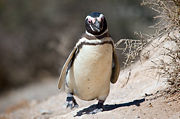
40, 109, 53, 115
148, 103, 153, 107
136, 115, 140, 118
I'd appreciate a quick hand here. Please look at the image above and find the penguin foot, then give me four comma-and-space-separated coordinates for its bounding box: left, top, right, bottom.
66, 100, 79, 109
89, 100, 104, 114
74, 100, 105, 116
66, 93, 79, 109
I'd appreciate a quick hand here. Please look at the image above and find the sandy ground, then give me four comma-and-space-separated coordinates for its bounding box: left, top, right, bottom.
0, 31, 179, 119
0, 78, 179, 119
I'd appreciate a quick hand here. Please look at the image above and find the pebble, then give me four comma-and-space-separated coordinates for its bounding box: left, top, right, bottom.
40, 109, 53, 115
148, 103, 153, 107
136, 115, 140, 118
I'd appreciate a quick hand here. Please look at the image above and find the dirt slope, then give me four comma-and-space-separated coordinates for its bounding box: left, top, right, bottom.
0, 31, 180, 119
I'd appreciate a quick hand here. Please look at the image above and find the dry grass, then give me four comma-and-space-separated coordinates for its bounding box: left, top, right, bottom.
157, 34, 180, 94
115, 0, 180, 94
115, 33, 148, 67
142, 0, 180, 95
142, 0, 180, 37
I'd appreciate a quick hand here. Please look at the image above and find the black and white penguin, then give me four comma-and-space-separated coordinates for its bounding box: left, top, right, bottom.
58, 12, 120, 113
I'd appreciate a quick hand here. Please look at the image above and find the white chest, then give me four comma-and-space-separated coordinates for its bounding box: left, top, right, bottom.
72, 42, 113, 100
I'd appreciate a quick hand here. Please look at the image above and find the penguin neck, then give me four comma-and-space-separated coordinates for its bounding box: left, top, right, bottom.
84, 29, 110, 40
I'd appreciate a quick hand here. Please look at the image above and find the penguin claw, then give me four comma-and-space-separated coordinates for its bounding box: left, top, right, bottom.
66, 101, 72, 109
66, 93, 79, 109
66, 101, 79, 109
74, 104, 79, 108
89, 100, 104, 114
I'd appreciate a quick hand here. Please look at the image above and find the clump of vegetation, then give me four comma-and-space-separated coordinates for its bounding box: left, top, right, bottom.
142, 0, 180, 36
115, 35, 147, 67
142, 0, 180, 94
115, 0, 180, 94
159, 36, 180, 94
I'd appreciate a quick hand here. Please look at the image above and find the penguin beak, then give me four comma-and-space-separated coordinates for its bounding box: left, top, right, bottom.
91, 19, 101, 32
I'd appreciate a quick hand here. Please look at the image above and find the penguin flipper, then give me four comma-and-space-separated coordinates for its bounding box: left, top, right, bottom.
58, 47, 77, 89
110, 49, 120, 84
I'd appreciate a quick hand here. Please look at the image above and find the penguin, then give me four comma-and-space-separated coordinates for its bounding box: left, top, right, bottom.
58, 12, 120, 113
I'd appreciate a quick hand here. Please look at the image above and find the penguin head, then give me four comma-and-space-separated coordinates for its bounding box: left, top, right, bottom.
85, 12, 107, 36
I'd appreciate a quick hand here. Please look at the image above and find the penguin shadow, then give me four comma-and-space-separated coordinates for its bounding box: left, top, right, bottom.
74, 98, 145, 117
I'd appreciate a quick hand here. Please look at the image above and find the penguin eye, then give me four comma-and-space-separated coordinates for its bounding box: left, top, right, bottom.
88, 19, 92, 24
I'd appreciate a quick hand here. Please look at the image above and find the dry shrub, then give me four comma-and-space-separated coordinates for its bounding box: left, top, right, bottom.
141, 0, 180, 36
115, 0, 180, 94
150, 33, 180, 95
115, 33, 148, 67
142, 0, 180, 94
